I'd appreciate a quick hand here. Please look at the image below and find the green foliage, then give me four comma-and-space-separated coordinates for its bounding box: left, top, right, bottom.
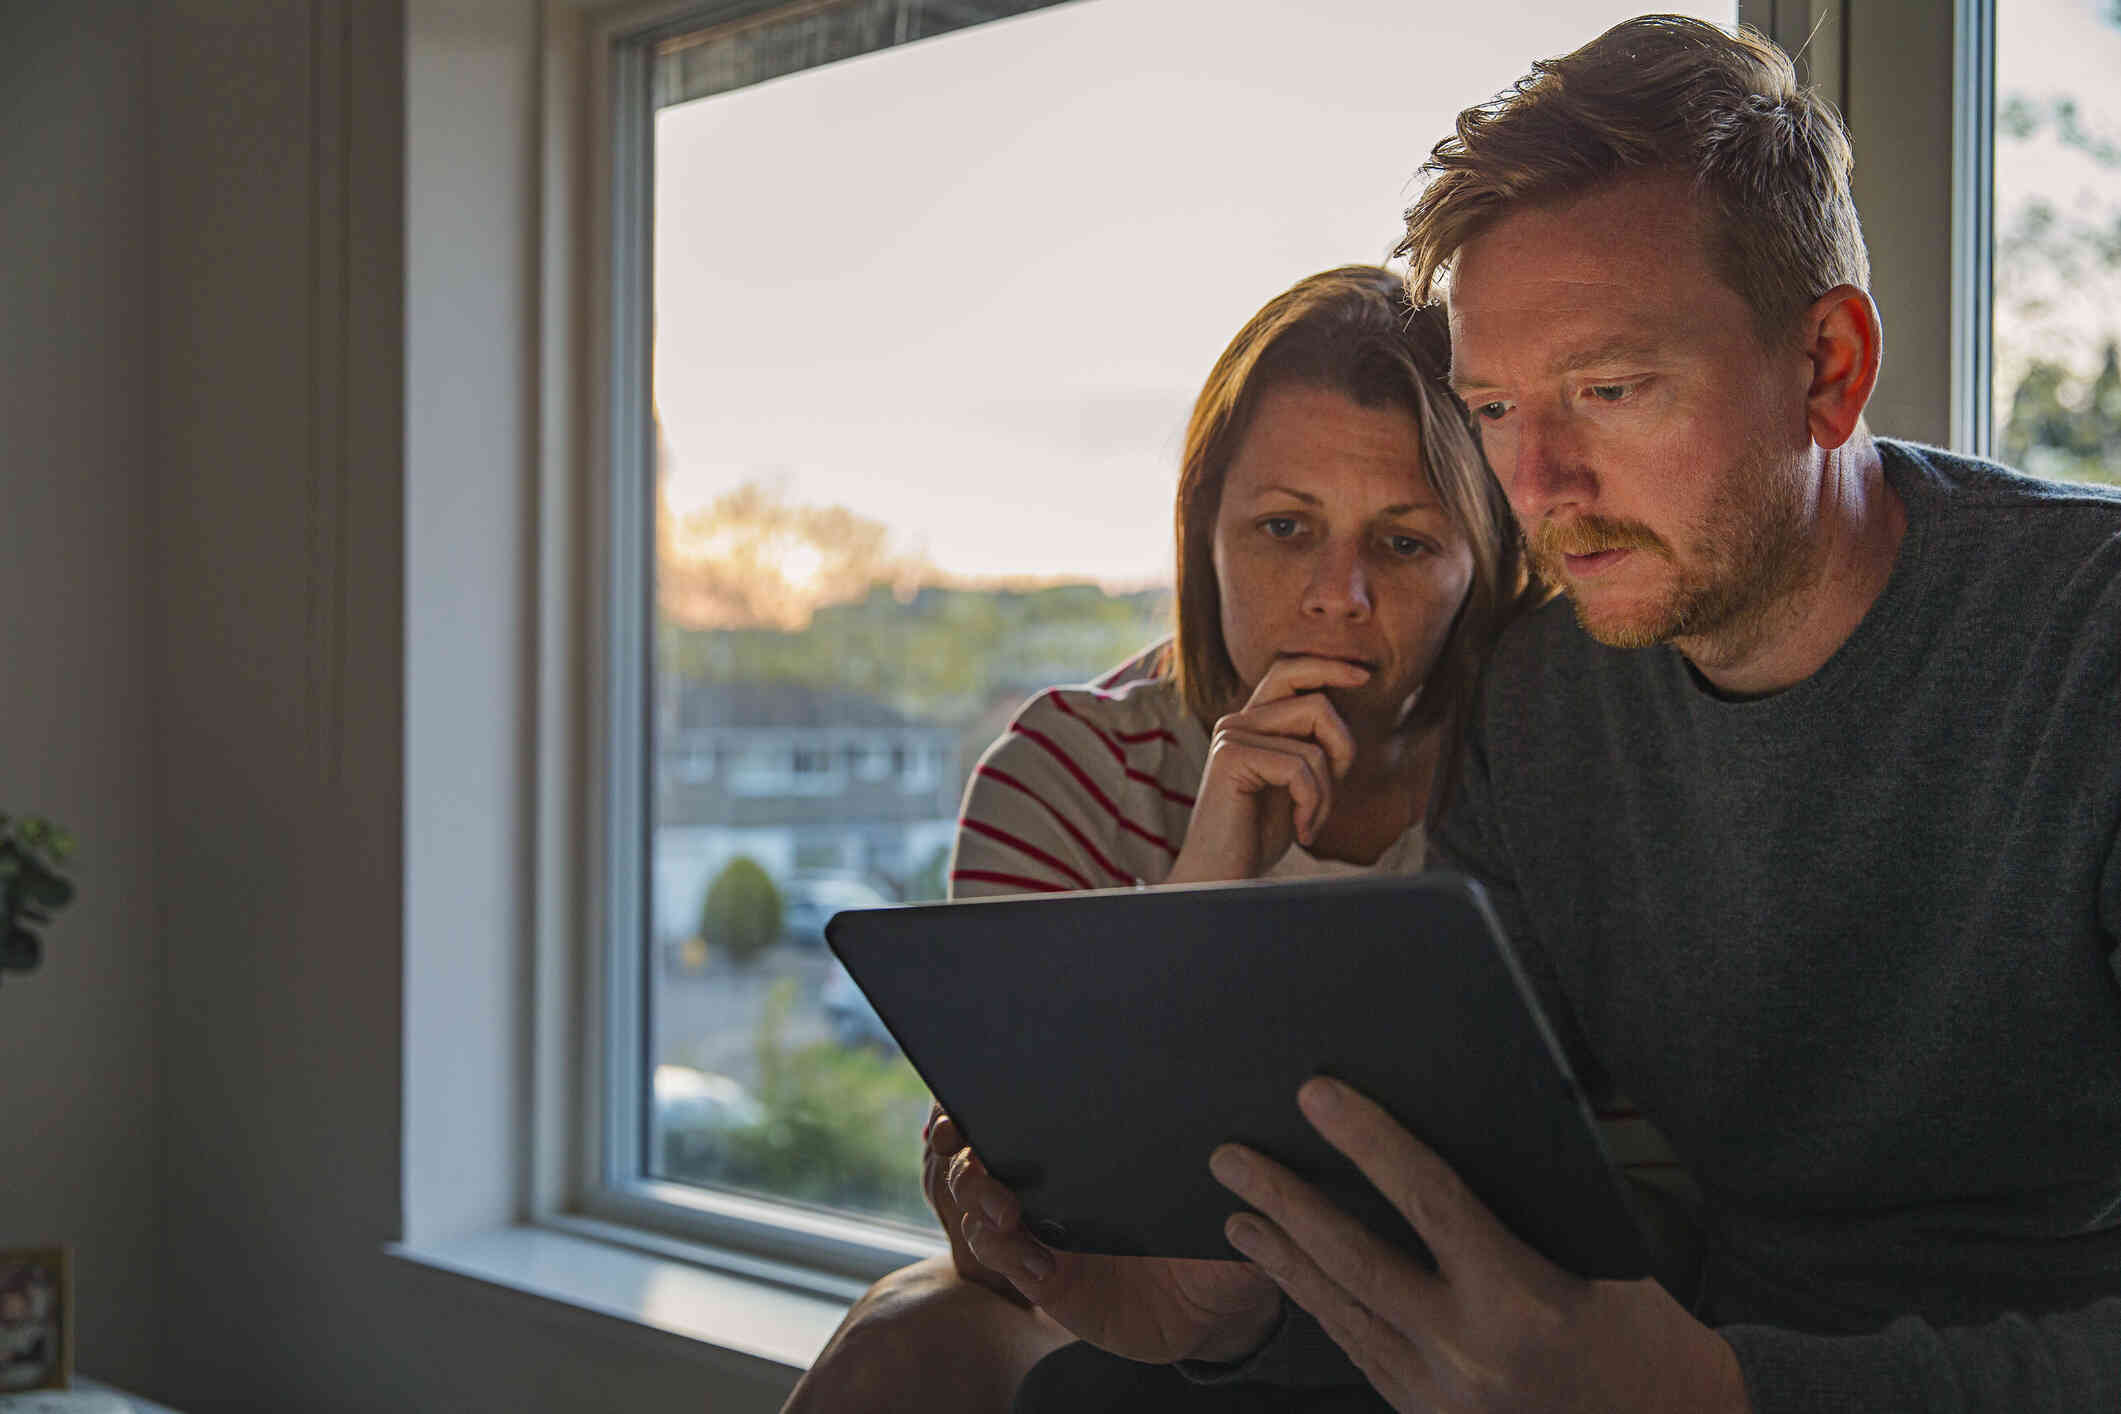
2001, 341, 2121, 485
701, 855, 783, 963
671, 980, 936, 1226
0, 814, 75, 983
663, 581, 1172, 723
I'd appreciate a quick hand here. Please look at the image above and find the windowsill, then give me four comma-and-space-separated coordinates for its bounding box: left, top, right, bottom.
387, 1223, 854, 1374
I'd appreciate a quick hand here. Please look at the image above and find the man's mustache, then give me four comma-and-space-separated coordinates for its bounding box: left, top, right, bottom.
1526, 514, 1671, 560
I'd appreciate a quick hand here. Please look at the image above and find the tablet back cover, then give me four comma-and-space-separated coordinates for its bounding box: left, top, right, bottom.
828, 873, 1650, 1280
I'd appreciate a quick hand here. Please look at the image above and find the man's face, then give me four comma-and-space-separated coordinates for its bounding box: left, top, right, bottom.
1447, 174, 1817, 654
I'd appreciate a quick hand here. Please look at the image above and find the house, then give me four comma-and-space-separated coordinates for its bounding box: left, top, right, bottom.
653, 679, 959, 935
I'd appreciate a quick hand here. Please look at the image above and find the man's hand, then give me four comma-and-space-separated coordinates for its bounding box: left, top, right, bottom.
1166, 656, 1368, 884
1209, 1077, 1751, 1414
948, 1139, 1284, 1364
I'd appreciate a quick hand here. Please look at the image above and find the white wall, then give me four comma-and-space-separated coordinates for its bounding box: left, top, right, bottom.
143, 1, 795, 1409
0, 0, 161, 1390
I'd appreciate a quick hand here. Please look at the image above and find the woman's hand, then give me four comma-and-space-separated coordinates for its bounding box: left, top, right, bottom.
923, 1102, 1032, 1306
947, 1141, 1285, 1365
1167, 655, 1369, 883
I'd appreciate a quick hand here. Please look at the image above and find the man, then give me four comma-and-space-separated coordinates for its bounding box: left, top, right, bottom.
943, 15, 2121, 1413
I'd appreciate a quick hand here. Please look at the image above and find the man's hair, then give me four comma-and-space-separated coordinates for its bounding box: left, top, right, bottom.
1165, 266, 1540, 799
1397, 14, 1869, 340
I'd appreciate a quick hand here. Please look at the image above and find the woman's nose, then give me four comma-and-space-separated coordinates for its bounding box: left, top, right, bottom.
1301, 542, 1371, 619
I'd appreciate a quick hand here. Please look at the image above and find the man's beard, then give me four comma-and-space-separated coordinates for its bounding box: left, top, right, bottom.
1525, 453, 1812, 653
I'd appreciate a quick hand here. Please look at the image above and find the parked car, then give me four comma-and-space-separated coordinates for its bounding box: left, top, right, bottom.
820, 958, 897, 1052
779, 872, 894, 949
653, 1064, 764, 1173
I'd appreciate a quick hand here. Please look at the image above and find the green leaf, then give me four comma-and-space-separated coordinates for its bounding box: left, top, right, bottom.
23, 871, 73, 909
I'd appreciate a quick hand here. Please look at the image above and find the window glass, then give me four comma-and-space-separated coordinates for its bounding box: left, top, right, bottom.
642, 0, 1734, 1236
1992, 0, 2121, 483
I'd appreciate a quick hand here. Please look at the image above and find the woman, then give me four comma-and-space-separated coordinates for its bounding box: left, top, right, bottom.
782, 266, 1543, 1413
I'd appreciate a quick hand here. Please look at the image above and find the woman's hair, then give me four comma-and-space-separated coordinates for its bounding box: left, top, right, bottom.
1163, 265, 1541, 798
1397, 15, 1868, 344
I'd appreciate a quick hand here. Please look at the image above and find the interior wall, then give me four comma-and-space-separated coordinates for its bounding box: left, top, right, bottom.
144, 0, 796, 1407
0, 0, 162, 1390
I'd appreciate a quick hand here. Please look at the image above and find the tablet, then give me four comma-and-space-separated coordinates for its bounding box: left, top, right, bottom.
826, 872, 1651, 1280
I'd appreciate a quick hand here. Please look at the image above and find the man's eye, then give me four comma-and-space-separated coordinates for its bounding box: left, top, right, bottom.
1588, 383, 1631, 402
1261, 516, 1300, 539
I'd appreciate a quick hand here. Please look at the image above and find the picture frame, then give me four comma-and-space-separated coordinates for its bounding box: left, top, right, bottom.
0, 1246, 71, 1394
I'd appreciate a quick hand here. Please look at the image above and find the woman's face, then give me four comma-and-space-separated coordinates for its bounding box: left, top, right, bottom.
1210, 382, 1475, 737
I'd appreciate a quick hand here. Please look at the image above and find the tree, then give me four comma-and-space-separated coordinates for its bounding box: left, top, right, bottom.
657, 477, 931, 632
2000, 341, 2121, 485
700, 855, 783, 963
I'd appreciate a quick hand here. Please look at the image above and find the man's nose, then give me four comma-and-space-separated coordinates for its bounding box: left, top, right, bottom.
1302, 540, 1372, 620
1497, 407, 1593, 523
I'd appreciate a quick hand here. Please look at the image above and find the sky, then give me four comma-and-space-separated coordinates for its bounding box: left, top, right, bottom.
652, 0, 2113, 593
652, 0, 1728, 591
1993, 0, 2121, 405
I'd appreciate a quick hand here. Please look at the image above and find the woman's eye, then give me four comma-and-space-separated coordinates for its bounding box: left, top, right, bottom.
1474, 401, 1510, 421
1385, 534, 1429, 558
1261, 516, 1300, 539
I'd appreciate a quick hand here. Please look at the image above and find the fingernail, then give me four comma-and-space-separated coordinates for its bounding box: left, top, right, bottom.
1301, 1076, 1342, 1116
1209, 1145, 1250, 1187
1021, 1246, 1053, 1281
1225, 1213, 1262, 1252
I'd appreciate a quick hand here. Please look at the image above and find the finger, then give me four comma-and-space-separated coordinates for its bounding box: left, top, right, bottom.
962, 1212, 1057, 1293
1213, 730, 1332, 842
1297, 1076, 1526, 1279
1211, 1141, 1436, 1331
947, 1147, 1021, 1231
1217, 691, 1359, 781
1246, 655, 1373, 709
922, 1148, 961, 1223
1222, 1209, 1430, 1409
928, 1111, 963, 1157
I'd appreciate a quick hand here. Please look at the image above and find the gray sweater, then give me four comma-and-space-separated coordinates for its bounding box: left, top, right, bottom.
1438, 440, 2121, 1411
1199, 441, 2121, 1409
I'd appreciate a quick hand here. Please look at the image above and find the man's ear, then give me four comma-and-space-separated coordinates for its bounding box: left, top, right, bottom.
1801, 284, 1882, 451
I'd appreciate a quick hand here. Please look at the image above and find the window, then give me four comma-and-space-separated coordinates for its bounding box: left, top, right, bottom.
588, 0, 1738, 1285
1990, 0, 2121, 483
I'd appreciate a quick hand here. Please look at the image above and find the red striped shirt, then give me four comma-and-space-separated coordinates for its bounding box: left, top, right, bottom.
972, 765, 1135, 885
951, 868, 1071, 894
958, 818, 1095, 891
1008, 724, 1182, 854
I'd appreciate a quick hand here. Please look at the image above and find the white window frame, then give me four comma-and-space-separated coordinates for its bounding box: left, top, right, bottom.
526, 0, 1995, 1306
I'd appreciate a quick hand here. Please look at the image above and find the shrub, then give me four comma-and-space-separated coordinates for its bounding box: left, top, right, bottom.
663, 979, 936, 1227
701, 855, 782, 963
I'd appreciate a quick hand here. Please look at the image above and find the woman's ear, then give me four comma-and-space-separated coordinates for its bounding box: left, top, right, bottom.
1801, 284, 1883, 452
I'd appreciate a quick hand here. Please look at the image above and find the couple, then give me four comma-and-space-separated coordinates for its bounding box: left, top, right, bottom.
789, 15, 2121, 1414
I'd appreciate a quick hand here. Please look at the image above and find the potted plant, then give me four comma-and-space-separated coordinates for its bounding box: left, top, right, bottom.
0, 814, 75, 984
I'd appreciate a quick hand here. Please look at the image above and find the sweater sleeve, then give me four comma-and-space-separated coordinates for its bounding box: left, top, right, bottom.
1722, 1299, 2121, 1413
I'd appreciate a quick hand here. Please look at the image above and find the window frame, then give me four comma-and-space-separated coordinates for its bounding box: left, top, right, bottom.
541, 0, 1994, 1299
558, 0, 951, 1294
